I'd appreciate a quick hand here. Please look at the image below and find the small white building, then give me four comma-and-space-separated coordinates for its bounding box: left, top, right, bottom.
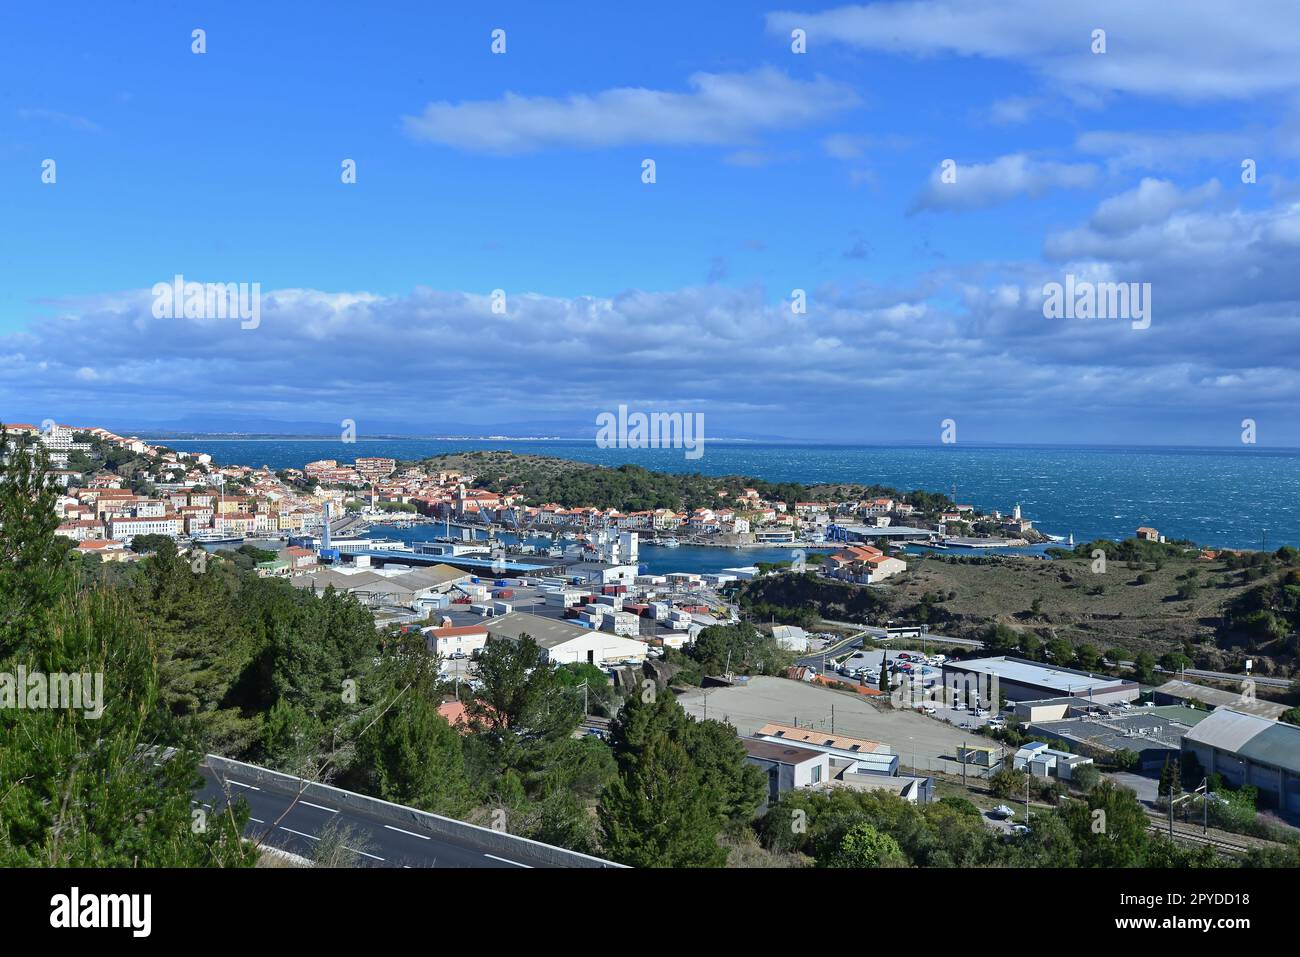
485, 611, 648, 666
770, 625, 810, 652
743, 738, 831, 803
1013, 741, 1094, 780
422, 623, 489, 659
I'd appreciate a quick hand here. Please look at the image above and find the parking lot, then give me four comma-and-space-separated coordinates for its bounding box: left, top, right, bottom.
811, 650, 1001, 733
677, 676, 1007, 775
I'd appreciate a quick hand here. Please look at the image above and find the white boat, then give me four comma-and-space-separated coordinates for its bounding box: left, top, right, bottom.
191, 532, 243, 545
657, 537, 680, 548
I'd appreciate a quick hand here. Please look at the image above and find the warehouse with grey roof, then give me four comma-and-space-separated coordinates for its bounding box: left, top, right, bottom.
1182, 709, 1300, 814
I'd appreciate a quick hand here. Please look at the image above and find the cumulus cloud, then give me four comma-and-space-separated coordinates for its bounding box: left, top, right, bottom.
767, 0, 1300, 100
7, 186, 1300, 443
911, 153, 1099, 212
1083, 178, 1223, 236
401, 68, 860, 154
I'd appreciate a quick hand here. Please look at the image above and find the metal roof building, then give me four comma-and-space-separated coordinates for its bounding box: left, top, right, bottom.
942, 656, 1139, 705
1182, 709, 1300, 814
1153, 679, 1289, 720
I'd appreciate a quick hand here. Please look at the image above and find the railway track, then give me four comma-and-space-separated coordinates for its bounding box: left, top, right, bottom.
1147, 820, 1253, 855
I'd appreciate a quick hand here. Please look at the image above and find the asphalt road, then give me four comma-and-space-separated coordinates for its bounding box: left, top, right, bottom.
197, 763, 560, 869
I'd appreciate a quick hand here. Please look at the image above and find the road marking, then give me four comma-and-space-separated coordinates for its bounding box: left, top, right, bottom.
484, 854, 531, 868
249, 817, 265, 824
383, 824, 431, 840
280, 827, 319, 841
227, 780, 260, 790
344, 847, 385, 861
300, 801, 338, 814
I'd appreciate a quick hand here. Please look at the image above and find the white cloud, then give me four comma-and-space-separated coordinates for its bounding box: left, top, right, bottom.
1085, 178, 1223, 236
1076, 130, 1256, 172
767, 1, 1300, 100
911, 153, 1099, 212
402, 69, 860, 154
7, 187, 1300, 443
987, 95, 1041, 125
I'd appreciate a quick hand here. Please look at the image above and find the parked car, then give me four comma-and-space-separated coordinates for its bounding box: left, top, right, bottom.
974, 707, 989, 717
919, 705, 937, 715
989, 805, 1016, 819
1009, 824, 1031, 836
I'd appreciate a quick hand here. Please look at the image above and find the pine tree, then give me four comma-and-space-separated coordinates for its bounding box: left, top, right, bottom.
598, 731, 727, 867
346, 653, 472, 816
0, 429, 72, 657
0, 430, 253, 866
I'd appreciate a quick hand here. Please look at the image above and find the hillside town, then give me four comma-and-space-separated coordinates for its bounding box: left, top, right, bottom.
4, 418, 1299, 878
2, 421, 1051, 576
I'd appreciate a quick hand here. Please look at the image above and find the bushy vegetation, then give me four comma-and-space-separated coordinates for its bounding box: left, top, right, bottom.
0, 429, 252, 866
756, 780, 1220, 869
737, 572, 888, 626
410, 451, 951, 516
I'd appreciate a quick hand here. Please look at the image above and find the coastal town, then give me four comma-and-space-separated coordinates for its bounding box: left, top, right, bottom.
3, 417, 1299, 881
4, 420, 1055, 566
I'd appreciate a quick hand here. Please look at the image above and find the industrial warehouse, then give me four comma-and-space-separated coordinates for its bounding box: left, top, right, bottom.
941, 655, 1140, 706
1182, 709, 1300, 815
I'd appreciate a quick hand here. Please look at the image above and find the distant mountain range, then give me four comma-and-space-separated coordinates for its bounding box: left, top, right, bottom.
121, 413, 796, 442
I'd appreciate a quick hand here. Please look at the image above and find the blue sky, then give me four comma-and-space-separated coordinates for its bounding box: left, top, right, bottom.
3, 1, 1300, 445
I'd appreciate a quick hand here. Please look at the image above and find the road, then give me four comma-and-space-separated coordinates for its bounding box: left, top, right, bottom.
1166, 667, 1292, 690
815, 620, 986, 649
198, 762, 567, 868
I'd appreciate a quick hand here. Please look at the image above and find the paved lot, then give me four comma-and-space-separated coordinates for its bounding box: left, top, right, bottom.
1109, 770, 1160, 807
810, 650, 995, 732
677, 676, 1006, 775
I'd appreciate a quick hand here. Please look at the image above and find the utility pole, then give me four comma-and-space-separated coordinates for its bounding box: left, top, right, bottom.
831, 704, 835, 735
1025, 772, 1031, 825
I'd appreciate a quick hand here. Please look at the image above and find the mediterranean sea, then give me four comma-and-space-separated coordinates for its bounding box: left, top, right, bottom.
152, 438, 1300, 551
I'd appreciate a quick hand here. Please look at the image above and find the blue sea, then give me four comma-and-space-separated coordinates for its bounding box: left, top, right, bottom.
152, 438, 1300, 550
